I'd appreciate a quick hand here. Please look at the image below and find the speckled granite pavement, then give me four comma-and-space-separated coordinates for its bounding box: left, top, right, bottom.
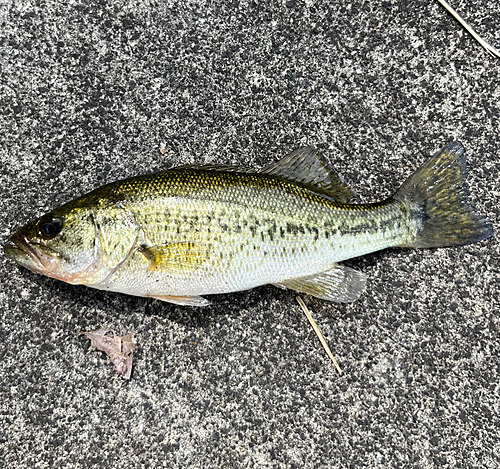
1, 1, 499, 468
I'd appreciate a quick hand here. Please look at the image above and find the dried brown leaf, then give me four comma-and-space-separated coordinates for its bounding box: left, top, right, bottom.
80, 329, 138, 380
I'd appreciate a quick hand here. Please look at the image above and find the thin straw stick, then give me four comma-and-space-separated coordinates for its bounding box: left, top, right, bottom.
296, 297, 342, 375
437, 0, 500, 58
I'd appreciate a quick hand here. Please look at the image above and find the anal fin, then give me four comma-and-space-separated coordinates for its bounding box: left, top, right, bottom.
147, 294, 211, 307
275, 264, 367, 303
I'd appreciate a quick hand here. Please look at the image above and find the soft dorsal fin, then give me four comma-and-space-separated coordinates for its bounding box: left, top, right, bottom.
261, 147, 353, 203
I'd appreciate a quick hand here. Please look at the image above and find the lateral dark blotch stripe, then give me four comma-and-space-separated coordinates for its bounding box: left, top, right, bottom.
286, 222, 298, 235
308, 226, 319, 241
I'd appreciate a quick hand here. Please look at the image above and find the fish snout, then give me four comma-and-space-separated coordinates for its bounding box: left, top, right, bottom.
3, 231, 29, 258
3, 236, 22, 259
3, 232, 50, 273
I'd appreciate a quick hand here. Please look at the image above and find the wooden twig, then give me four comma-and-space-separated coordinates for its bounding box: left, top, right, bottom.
296, 297, 342, 375
437, 0, 500, 58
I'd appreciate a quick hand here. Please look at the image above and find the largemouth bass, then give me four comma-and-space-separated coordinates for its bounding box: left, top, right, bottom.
4, 142, 493, 306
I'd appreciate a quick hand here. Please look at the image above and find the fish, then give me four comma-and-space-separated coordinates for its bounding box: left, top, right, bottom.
4, 142, 494, 307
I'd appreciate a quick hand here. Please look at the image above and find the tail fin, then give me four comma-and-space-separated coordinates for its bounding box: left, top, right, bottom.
394, 142, 494, 248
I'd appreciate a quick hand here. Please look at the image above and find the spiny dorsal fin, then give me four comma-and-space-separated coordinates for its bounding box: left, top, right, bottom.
274, 264, 367, 303
261, 147, 354, 203
174, 163, 246, 172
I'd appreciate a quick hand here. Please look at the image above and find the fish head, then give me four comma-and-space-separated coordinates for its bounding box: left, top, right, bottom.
4, 206, 102, 285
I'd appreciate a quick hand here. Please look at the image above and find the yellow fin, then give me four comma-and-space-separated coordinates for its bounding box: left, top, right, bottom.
147, 294, 211, 307
139, 242, 209, 273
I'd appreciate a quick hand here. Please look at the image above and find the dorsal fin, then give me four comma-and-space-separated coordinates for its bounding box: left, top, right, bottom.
174, 163, 247, 173
261, 147, 353, 203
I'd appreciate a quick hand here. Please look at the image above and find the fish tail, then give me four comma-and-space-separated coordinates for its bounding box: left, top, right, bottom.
394, 141, 494, 248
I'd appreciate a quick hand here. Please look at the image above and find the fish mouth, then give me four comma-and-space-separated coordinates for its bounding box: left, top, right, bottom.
4, 234, 49, 274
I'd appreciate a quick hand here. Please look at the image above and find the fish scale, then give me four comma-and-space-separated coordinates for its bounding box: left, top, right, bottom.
4, 144, 493, 306
90, 168, 408, 297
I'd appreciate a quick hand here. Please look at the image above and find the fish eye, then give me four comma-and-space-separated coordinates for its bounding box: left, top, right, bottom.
39, 217, 63, 239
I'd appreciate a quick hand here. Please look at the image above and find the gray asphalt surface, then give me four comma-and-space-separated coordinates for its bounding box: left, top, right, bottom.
1, 1, 499, 468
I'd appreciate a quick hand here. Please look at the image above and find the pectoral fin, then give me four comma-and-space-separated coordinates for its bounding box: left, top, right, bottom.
147, 294, 211, 307
139, 242, 209, 273
274, 264, 367, 303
